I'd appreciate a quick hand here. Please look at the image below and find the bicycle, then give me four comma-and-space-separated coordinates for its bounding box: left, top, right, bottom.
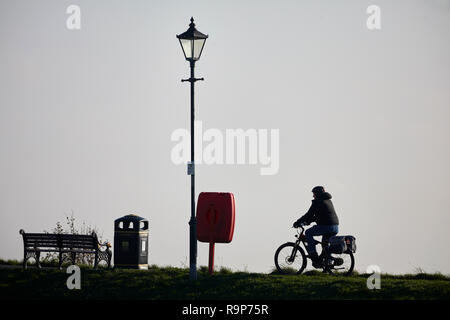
274, 224, 355, 275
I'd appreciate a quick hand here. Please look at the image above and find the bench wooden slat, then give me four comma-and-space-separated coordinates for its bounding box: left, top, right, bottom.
24, 237, 59, 241
61, 234, 94, 238
62, 235, 94, 238
24, 248, 60, 252
24, 243, 60, 247
25, 234, 58, 239
24, 235, 59, 239
61, 245, 96, 250
61, 240, 95, 246
61, 238, 95, 242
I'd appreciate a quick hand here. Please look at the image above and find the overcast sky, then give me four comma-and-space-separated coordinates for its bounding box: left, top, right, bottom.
1, 0, 449, 274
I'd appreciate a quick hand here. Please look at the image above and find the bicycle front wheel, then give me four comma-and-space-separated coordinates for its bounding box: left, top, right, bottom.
274, 242, 307, 275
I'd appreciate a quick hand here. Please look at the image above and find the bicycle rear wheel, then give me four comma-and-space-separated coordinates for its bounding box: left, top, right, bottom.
274, 242, 307, 275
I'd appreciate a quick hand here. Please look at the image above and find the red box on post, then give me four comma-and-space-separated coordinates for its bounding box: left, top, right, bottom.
196, 192, 235, 243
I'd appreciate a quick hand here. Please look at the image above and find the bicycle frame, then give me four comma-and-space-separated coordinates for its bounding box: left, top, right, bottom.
288, 226, 310, 262
291, 226, 335, 267
293, 226, 324, 254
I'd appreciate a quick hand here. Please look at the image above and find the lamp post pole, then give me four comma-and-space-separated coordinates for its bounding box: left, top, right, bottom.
177, 17, 208, 281
188, 60, 197, 281
182, 57, 204, 281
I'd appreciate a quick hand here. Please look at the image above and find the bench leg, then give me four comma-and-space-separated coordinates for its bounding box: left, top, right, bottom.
106, 248, 112, 268
36, 251, 41, 269
23, 251, 39, 270
23, 251, 28, 270
71, 252, 76, 265
94, 252, 99, 270
95, 249, 112, 269
58, 252, 63, 270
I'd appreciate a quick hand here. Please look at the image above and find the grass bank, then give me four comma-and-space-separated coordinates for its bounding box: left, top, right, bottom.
0, 264, 449, 300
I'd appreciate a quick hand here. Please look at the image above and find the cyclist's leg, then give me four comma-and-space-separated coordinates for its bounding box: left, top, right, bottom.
320, 225, 340, 269
304, 225, 322, 254
320, 225, 339, 263
306, 225, 339, 254
321, 225, 339, 243
305, 225, 327, 268
322, 225, 339, 242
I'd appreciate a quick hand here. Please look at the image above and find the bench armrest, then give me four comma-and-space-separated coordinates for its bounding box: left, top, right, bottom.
97, 240, 112, 249
91, 231, 111, 249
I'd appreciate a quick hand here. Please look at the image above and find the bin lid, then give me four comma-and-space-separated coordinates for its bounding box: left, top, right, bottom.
114, 214, 148, 223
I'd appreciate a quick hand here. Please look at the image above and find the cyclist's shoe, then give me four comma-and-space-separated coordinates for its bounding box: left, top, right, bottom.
312, 260, 323, 268
333, 257, 344, 266
308, 252, 323, 269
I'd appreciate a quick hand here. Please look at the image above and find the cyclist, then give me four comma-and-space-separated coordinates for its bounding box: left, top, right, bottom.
293, 186, 339, 268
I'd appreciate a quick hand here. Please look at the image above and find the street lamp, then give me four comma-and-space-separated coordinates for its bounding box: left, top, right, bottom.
177, 17, 208, 281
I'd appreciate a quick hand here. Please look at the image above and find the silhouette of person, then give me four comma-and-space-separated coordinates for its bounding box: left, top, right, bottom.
293, 186, 339, 268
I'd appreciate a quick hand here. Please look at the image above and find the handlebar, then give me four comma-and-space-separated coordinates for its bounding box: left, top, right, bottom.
293, 223, 307, 229
293, 224, 306, 240
293, 224, 306, 234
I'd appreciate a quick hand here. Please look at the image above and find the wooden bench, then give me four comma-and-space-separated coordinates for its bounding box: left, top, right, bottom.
19, 229, 112, 270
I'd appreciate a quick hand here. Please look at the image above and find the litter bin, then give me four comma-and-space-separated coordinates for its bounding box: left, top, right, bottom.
114, 214, 149, 269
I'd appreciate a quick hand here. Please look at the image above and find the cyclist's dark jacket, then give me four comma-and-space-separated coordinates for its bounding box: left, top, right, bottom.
296, 192, 339, 226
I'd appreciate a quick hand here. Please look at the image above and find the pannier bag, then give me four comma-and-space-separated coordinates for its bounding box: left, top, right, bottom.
328, 236, 347, 254
344, 235, 356, 253
328, 235, 357, 254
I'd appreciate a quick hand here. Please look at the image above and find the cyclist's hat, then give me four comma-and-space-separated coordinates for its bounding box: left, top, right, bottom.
312, 186, 325, 194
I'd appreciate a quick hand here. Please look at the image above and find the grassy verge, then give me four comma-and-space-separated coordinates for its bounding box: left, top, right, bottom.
0, 264, 449, 300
